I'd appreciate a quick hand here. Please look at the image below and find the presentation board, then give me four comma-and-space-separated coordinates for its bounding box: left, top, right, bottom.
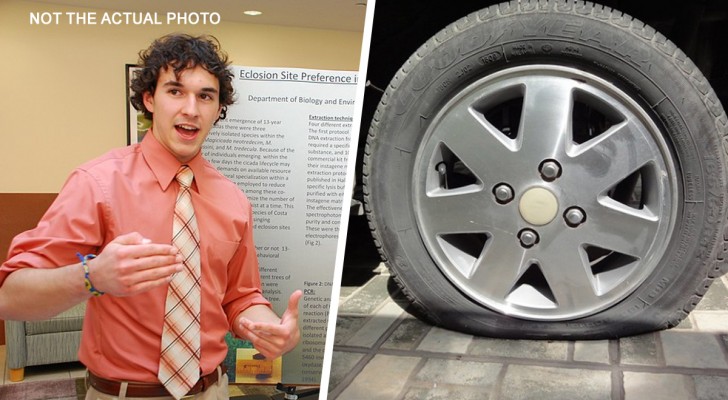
203, 66, 358, 385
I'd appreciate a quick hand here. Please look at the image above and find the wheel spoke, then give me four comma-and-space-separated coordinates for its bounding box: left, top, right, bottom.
467, 233, 527, 301
518, 78, 575, 159
569, 122, 658, 196
584, 199, 659, 257
538, 236, 599, 310
432, 101, 518, 181
418, 188, 496, 234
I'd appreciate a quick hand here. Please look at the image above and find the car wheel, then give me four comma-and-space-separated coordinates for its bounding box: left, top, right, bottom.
364, 0, 728, 338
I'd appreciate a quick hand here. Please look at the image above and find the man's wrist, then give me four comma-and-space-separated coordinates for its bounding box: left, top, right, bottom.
76, 252, 104, 297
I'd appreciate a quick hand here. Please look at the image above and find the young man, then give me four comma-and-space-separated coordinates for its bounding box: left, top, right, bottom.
0, 34, 301, 400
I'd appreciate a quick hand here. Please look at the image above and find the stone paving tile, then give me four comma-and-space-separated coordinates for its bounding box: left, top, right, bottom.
416, 326, 473, 354
413, 359, 502, 387
696, 278, 728, 311
573, 340, 610, 364
674, 315, 694, 330
691, 311, 728, 332
339, 285, 360, 299
381, 318, 432, 351
327, 351, 365, 393
469, 337, 569, 361
337, 274, 393, 315
336, 354, 421, 400
619, 333, 661, 366
693, 375, 728, 400
661, 331, 728, 369
333, 315, 369, 346
623, 372, 693, 400
344, 300, 405, 348
500, 365, 611, 400
403, 385, 491, 400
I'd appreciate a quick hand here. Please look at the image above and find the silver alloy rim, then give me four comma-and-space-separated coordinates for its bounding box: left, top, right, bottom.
413, 65, 678, 321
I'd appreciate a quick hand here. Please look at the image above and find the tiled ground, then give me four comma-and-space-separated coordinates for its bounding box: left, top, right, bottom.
329, 259, 728, 400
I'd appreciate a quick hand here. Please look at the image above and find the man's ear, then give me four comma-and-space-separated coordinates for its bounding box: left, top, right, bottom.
142, 91, 154, 114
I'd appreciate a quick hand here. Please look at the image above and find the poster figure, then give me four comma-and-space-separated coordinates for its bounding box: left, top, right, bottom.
236, 348, 282, 384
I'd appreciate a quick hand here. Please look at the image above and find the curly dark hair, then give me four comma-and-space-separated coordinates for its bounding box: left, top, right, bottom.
130, 34, 235, 122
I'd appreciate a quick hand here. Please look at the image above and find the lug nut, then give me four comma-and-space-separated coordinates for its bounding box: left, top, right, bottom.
540, 160, 561, 181
564, 207, 586, 227
493, 183, 514, 204
518, 229, 539, 248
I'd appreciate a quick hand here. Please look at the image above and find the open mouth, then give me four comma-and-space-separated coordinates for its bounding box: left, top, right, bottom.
175, 124, 200, 140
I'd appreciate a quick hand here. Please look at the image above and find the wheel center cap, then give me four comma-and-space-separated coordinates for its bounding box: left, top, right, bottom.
519, 187, 559, 226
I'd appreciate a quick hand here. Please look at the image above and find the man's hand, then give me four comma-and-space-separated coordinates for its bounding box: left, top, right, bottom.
88, 232, 182, 296
237, 290, 303, 360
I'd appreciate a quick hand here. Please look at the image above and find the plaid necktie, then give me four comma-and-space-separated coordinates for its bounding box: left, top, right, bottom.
158, 165, 201, 399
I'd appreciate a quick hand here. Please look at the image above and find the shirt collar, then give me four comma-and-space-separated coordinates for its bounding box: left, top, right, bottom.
141, 130, 206, 193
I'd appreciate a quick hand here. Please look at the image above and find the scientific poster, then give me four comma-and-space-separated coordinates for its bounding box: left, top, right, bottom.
203, 66, 357, 385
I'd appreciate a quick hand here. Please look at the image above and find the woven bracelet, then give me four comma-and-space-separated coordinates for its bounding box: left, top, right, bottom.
76, 252, 104, 297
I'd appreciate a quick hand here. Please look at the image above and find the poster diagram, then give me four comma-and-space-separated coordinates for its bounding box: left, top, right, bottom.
203, 66, 358, 385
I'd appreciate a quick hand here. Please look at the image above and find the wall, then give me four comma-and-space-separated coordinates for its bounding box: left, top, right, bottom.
0, 0, 363, 193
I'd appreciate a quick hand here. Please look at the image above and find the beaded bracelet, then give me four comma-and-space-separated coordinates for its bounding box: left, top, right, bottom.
76, 252, 104, 297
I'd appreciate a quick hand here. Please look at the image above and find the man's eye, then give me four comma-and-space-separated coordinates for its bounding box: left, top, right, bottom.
168, 89, 181, 95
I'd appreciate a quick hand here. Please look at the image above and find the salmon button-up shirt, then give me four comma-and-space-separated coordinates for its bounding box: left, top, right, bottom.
0, 133, 270, 382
